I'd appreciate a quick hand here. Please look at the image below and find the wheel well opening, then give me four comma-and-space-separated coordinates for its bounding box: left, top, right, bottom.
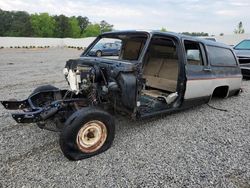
212, 86, 229, 98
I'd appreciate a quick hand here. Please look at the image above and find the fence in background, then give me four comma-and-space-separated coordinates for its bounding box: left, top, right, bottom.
215, 34, 250, 45
0, 37, 96, 48
0, 34, 250, 48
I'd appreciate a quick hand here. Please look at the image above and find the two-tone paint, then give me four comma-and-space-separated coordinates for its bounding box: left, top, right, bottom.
81, 30, 242, 117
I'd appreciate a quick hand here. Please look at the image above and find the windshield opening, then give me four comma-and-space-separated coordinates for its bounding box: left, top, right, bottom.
83, 32, 148, 61
234, 40, 250, 50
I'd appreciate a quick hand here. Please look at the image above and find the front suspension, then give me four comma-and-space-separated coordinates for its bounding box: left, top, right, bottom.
1, 89, 88, 124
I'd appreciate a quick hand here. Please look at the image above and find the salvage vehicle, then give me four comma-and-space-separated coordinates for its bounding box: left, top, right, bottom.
1, 31, 242, 160
233, 39, 250, 78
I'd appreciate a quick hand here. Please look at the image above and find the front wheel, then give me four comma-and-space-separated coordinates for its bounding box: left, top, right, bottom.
59, 107, 115, 160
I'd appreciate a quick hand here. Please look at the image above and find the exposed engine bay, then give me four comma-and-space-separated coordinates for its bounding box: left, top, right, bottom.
63, 58, 138, 111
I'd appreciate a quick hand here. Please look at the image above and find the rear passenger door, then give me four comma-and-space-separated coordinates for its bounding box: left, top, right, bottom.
183, 40, 213, 101
207, 45, 242, 93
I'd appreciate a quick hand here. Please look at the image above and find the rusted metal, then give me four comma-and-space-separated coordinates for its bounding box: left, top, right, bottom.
76, 120, 107, 153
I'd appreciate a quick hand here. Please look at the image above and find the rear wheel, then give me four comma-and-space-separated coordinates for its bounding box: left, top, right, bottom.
96, 50, 102, 57
59, 107, 115, 160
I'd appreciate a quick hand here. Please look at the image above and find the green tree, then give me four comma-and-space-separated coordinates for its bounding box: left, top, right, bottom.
160, 27, 167, 32
69, 17, 81, 38
8, 11, 32, 37
54, 15, 71, 38
0, 9, 12, 36
30, 13, 56, 37
0, 9, 31, 37
77, 16, 89, 34
82, 23, 101, 37
100, 20, 113, 33
0, 9, 116, 38
234, 21, 245, 34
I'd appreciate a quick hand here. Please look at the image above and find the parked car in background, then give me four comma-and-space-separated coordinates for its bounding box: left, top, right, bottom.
88, 42, 121, 57
234, 39, 250, 78
204, 37, 217, 42
198, 36, 217, 42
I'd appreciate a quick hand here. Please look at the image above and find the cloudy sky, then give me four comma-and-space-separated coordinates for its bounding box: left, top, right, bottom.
0, 0, 249, 35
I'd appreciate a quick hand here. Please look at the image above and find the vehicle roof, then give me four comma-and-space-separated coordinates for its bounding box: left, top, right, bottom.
102, 30, 231, 49
235, 39, 250, 45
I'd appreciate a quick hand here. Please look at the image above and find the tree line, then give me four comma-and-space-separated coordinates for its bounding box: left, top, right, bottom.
160, 27, 209, 36
0, 9, 113, 38
162, 21, 245, 36
1, 9, 245, 38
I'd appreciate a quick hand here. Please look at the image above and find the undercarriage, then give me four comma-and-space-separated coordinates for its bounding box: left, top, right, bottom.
1, 88, 88, 130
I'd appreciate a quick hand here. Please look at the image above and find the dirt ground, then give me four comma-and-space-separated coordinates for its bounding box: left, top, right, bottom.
0, 48, 249, 187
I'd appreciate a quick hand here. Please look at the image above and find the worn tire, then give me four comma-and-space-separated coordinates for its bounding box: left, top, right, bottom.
59, 107, 115, 161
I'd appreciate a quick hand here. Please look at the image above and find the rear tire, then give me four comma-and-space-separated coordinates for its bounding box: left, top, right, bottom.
96, 50, 102, 57
59, 107, 115, 160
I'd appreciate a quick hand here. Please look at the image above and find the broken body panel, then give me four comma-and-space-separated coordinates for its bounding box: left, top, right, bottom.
1, 31, 242, 160
2, 31, 242, 122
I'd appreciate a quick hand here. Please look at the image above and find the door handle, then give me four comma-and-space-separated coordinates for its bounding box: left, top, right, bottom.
203, 67, 212, 72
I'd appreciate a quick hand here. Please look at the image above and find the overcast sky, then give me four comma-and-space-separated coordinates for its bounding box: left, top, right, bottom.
0, 0, 249, 35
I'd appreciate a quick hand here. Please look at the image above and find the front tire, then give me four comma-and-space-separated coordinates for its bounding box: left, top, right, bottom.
59, 107, 115, 160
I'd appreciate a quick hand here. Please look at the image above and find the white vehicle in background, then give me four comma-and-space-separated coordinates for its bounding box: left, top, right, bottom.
233, 39, 250, 78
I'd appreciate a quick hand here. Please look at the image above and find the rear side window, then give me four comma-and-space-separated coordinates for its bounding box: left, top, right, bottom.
184, 40, 204, 66
207, 46, 237, 66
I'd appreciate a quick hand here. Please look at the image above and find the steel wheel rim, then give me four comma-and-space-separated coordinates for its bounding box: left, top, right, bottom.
76, 120, 107, 153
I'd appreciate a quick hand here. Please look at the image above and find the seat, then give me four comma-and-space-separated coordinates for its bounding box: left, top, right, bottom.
143, 57, 178, 92
142, 89, 166, 98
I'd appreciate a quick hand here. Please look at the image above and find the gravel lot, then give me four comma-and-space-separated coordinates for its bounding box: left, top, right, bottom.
0, 48, 249, 188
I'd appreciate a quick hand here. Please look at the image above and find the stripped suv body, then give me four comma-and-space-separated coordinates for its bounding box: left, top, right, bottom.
1, 31, 242, 160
